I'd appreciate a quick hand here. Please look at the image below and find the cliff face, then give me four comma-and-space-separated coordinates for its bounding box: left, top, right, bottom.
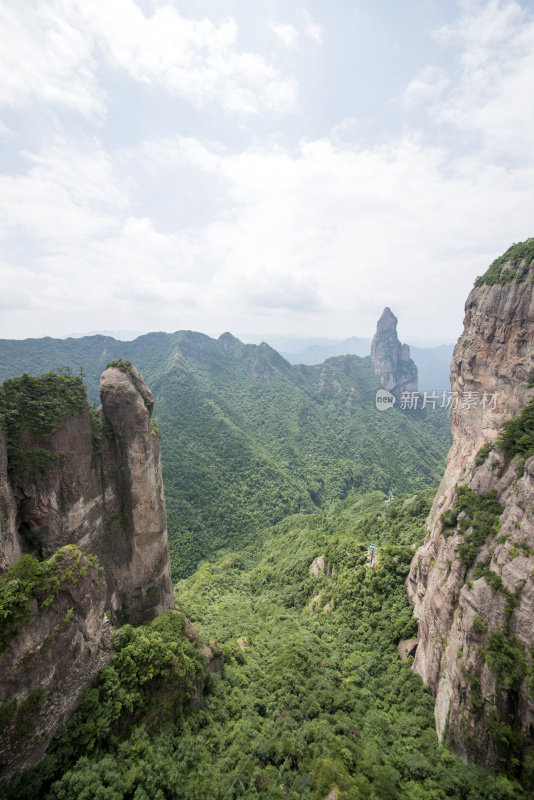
370, 307, 418, 399
0, 547, 112, 780
1, 364, 174, 623
0, 363, 175, 779
97, 365, 174, 623
407, 249, 534, 774
0, 425, 20, 570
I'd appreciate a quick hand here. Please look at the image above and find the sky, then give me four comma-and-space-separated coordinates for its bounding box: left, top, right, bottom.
1, 0, 534, 345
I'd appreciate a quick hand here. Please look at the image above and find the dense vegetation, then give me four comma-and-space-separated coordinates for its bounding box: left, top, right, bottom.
441, 484, 503, 569
474, 238, 534, 287
0, 547, 98, 652
2, 610, 206, 800
0, 371, 87, 478
0, 333, 452, 578
496, 399, 534, 465
155, 339, 451, 577
3, 492, 524, 799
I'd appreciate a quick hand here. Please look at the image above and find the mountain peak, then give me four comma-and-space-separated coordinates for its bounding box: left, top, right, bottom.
371, 308, 418, 399
376, 306, 398, 333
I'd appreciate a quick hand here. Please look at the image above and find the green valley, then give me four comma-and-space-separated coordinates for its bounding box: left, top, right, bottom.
3, 491, 523, 799
0, 332, 451, 577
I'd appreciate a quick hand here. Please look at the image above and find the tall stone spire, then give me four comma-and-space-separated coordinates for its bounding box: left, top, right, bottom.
370, 307, 418, 399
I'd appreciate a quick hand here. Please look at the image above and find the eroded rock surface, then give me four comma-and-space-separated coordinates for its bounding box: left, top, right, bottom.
370, 307, 418, 400
0, 364, 175, 779
0, 547, 112, 781
407, 254, 534, 770
99, 365, 174, 623
1, 364, 174, 624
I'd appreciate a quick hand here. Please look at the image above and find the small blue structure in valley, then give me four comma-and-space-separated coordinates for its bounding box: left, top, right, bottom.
367, 544, 378, 567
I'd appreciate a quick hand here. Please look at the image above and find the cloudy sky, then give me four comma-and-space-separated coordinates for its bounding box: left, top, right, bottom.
1, 0, 533, 344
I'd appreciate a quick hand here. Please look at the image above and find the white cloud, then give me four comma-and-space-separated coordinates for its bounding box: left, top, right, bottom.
0, 0, 298, 116
415, 1, 534, 161
403, 66, 449, 107
0, 140, 207, 337
161, 132, 534, 339
0, 1, 103, 115
0, 120, 14, 140
267, 12, 323, 49
2, 116, 534, 340
1, 1, 533, 341
268, 21, 300, 49
0, 142, 125, 242
300, 10, 324, 43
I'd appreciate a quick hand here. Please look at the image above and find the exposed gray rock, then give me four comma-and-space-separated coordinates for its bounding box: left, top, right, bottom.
1, 364, 174, 625
407, 256, 534, 768
99, 365, 174, 624
309, 554, 332, 577
0, 424, 20, 570
370, 307, 418, 400
0, 547, 112, 781
397, 638, 418, 660
0, 364, 175, 780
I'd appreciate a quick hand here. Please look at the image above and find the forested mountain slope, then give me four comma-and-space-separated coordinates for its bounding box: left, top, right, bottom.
0, 331, 451, 576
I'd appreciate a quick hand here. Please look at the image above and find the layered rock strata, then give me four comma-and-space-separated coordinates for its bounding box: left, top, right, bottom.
407, 252, 534, 771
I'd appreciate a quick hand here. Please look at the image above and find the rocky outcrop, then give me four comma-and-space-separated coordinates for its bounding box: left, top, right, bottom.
407, 247, 534, 775
0, 546, 112, 780
98, 365, 174, 623
1, 364, 174, 624
0, 425, 20, 570
426, 269, 534, 527
0, 363, 175, 779
370, 308, 418, 400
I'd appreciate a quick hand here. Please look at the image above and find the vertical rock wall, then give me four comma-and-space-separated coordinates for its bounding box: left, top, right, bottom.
0, 364, 175, 623
0, 364, 175, 779
407, 255, 534, 773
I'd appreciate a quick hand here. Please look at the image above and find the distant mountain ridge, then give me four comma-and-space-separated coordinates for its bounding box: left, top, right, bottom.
0, 329, 452, 577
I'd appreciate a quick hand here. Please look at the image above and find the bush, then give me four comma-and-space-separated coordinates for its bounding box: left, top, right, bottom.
0, 371, 87, 477
474, 239, 534, 287
473, 615, 488, 633
0, 555, 50, 650
497, 401, 534, 462
475, 443, 493, 467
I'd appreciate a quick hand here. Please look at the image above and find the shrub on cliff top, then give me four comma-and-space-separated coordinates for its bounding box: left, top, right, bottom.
474, 238, 534, 288
0, 370, 87, 477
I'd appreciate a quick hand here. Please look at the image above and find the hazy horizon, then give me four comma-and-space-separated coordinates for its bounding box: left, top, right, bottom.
1, 326, 455, 350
